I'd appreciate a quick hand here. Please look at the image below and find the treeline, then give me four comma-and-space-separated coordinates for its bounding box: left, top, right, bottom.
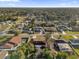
0, 8, 79, 22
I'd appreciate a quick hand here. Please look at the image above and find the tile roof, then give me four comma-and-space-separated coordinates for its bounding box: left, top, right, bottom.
3, 36, 21, 49
9, 36, 21, 45
3, 43, 14, 49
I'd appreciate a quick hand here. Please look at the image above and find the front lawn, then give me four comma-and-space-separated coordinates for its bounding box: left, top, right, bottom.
66, 31, 79, 34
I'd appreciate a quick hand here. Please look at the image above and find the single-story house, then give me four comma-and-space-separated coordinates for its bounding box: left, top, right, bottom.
31, 34, 46, 49
33, 27, 45, 34
44, 27, 57, 32
72, 26, 79, 31
0, 36, 22, 50
70, 39, 79, 48
18, 33, 29, 43
54, 40, 73, 54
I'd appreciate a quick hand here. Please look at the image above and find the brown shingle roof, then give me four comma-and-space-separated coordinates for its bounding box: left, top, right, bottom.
3, 43, 14, 49
9, 36, 21, 45
3, 36, 21, 49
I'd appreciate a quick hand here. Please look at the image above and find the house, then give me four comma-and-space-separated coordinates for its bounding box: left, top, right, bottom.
70, 39, 79, 48
46, 21, 54, 27
54, 40, 73, 54
57, 25, 68, 31
72, 26, 79, 31
22, 28, 29, 33
19, 33, 29, 39
33, 27, 42, 32
44, 27, 57, 32
18, 33, 29, 43
0, 51, 8, 59
22, 28, 34, 34
33, 27, 45, 34
0, 36, 22, 50
76, 20, 79, 25
34, 20, 46, 26
31, 34, 46, 49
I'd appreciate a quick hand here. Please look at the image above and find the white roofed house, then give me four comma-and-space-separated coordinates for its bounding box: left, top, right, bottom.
70, 39, 79, 48
57, 43, 72, 52
54, 40, 73, 54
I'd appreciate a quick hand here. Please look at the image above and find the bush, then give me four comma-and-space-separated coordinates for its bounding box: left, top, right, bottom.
56, 52, 68, 59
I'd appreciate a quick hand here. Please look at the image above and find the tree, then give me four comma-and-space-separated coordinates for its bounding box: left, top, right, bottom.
43, 48, 53, 59
56, 52, 68, 59
45, 32, 51, 47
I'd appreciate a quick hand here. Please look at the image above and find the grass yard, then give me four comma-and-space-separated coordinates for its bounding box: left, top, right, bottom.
68, 55, 78, 59
74, 48, 79, 56
0, 36, 11, 43
61, 35, 73, 41
61, 31, 79, 40
66, 31, 79, 34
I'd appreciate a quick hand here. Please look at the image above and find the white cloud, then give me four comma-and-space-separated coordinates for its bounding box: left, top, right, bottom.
0, 0, 20, 2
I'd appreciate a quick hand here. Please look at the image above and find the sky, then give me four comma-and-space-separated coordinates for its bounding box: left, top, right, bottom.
0, 0, 79, 7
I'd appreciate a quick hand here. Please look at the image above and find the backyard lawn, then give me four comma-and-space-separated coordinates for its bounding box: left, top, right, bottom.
0, 36, 11, 43
74, 48, 79, 56
68, 55, 78, 59
66, 31, 79, 34
61, 35, 73, 41
61, 31, 79, 40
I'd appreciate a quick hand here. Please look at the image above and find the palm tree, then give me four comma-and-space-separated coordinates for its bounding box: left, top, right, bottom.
56, 52, 68, 59
45, 33, 51, 48
43, 48, 53, 59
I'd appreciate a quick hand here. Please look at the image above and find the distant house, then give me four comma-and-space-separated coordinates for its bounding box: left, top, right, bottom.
22, 28, 34, 34
33, 27, 45, 34
0, 36, 22, 50
31, 34, 46, 49
46, 21, 54, 27
7, 29, 16, 34
57, 25, 68, 31
76, 20, 79, 25
22, 28, 29, 33
19, 33, 29, 39
0, 51, 8, 59
70, 39, 79, 48
18, 33, 29, 43
34, 20, 46, 26
44, 27, 57, 32
33, 27, 42, 32
54, 40, 73, 54
72, 26, 79, 31
25, 19, 31, 25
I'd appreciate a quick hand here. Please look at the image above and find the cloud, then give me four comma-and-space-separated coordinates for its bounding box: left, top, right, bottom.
0, 0, 20, 2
